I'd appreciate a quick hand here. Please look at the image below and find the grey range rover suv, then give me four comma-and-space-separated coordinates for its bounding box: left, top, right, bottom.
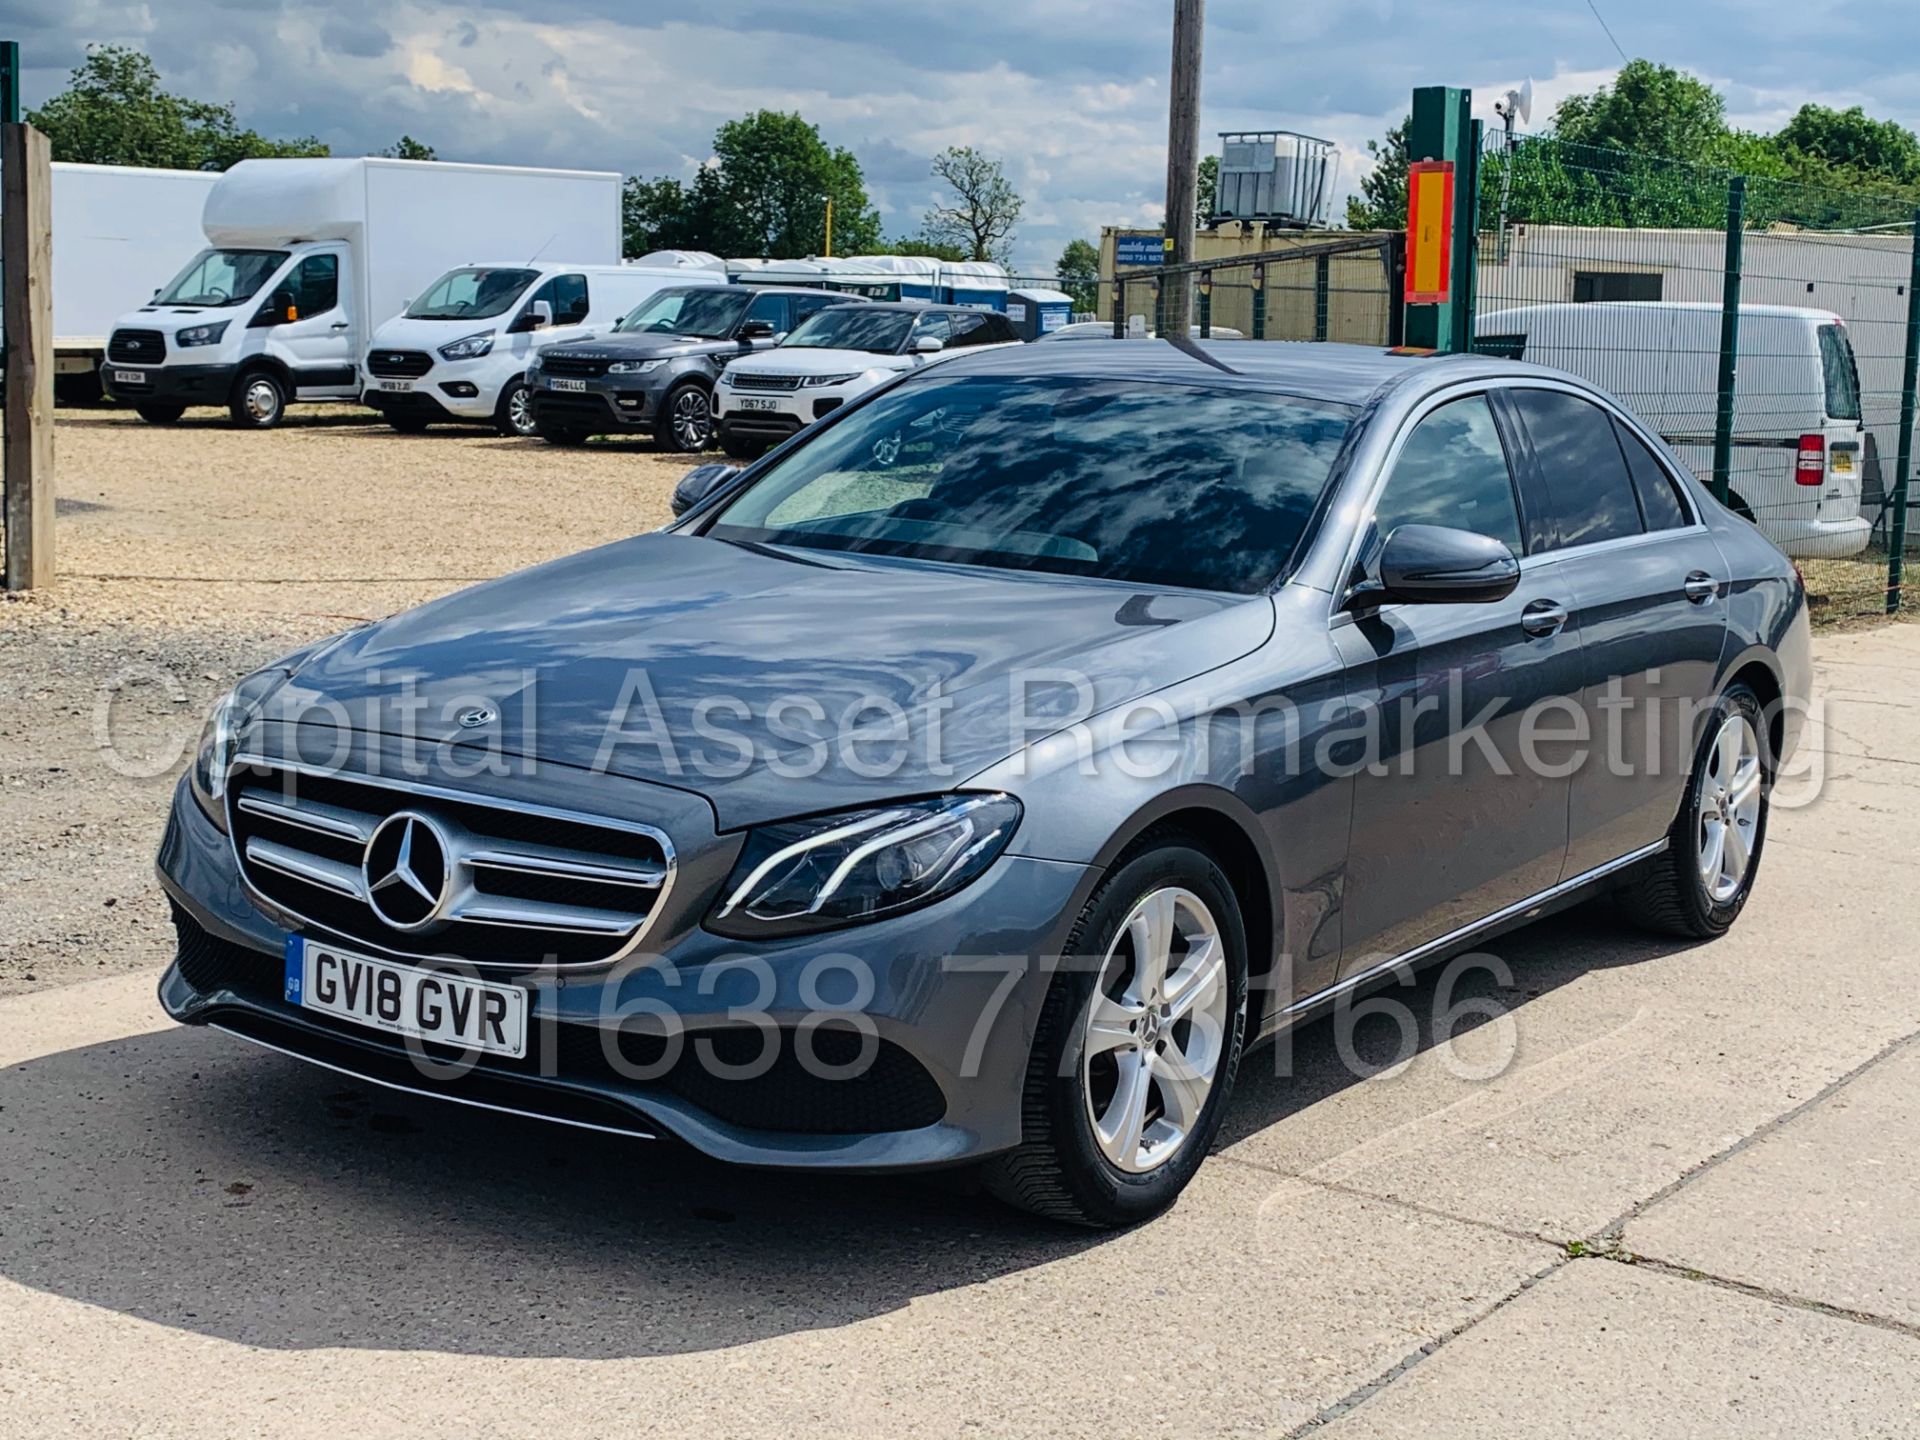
526, 283, 860, 452
157, 340, 1810, 1227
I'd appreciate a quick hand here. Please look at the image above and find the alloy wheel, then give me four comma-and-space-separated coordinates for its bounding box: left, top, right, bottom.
1081, 886, 1231, 1174
671, 389, 712, 450
1697, 713, 1763, 904
507, 385, 536, 436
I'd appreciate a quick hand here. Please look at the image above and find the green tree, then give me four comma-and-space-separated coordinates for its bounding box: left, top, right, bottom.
923, 146, 1023, 264
1774, 104, 1920, 184
1345, 117, 1409, 230
27, 45, 328, 169
1550, 59, 1728, 164
713, 110, 880, 257
378, 135, 437, 161
1055, 237, 1100, 310
621, 112, 880, 258
1197, 153, 1218, 226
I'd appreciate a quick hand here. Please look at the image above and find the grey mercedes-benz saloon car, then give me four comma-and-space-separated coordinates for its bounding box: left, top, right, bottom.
157, 340, 1810, 1226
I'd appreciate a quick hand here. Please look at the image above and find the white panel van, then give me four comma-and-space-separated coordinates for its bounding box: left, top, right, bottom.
361, 263, 715, 435
1477, 301, 1871, 559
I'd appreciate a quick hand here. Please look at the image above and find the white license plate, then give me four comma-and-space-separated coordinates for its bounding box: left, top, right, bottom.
284, 938, 527, 1058
112, 369, 145, 385
551, 377, 588, 393
377, 379, 413, 393
737, 397, 780, 412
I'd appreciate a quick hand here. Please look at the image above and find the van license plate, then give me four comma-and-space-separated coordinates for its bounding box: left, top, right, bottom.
285, 937, 528, 1058
112, 369, 145, 385
551, 378, 588, 393
377, 379, 413, 393
737, 397, 779, 412
1832, 451, 1854, 473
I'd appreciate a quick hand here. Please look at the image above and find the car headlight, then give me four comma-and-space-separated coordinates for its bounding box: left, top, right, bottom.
175, 321, 230, 347
707, 793, 1022, 938
437, 331, 495, 361
189, 669, 288, 829
799, 372, 861, 388
607, 359, 665, 375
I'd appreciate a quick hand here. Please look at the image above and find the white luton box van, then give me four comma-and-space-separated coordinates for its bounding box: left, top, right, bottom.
361, 259, 721, 436
98, 157, 620, 428
1478, 301, 1871, 559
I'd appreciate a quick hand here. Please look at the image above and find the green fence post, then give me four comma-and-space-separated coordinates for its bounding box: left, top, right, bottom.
0, 42, 19, 126
1313, 254, 1329, 341
1251, 262, 1266, 341
1404, 85, 1474, 353
1887, 207, 1920, 613
1711, 175, 1747, 506
1111, 278, 1125, 338
1198, 271, 1212, 339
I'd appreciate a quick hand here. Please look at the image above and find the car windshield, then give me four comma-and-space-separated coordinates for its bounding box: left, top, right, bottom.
616, 287, 749, 339
784, 308, 914, 353
155, 249, 289, 307
407, 267, 542, 320
706, 375, 1355, 592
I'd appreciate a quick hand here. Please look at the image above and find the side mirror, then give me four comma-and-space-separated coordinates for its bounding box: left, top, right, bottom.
1348, 524, 1520, 609
671, 462, 737, 518
912, 335, 945, 354
531, 300, 554, 328
738, 319, 776, 341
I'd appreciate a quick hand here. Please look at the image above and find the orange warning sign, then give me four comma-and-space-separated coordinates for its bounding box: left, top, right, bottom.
1405, 160, 1454, 305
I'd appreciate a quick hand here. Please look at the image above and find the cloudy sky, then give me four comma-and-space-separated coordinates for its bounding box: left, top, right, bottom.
9, 1, 1917, 271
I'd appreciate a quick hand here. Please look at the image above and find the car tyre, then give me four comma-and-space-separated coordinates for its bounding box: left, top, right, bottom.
1618, 681, 1770, 939
229, 369, 287, 429
720, 428, 767, 461
983, 834, 1248, 1228
495, 379, 537, 438
135, 403, 186, 425
655, 381, 714, 453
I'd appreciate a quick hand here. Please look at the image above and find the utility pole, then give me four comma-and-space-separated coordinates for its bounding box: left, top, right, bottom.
822, 194, 834, 258
1161, 0, 1204, 336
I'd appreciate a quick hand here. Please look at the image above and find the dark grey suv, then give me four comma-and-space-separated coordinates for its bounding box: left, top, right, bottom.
156, 340, 1810, 1226
526, 284, 859, 451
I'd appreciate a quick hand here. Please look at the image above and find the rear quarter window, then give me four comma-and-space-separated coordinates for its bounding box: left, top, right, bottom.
1819, 324, 1862, 421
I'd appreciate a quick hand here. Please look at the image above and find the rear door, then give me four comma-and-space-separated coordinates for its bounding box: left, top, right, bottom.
1504, 386, 1728, 877
1818, 321, 1868, 525
1331, 391, 1583, 973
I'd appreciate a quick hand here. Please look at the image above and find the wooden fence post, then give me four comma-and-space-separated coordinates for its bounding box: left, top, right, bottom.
3, 118, 54, 591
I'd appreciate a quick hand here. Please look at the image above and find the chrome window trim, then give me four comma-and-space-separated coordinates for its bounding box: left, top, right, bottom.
1323, 374, 1712, 624
223, 756, 679, 973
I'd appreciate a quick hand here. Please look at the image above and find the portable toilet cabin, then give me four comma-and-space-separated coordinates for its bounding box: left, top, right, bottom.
1005, 287, 1074, 340
940, 260, 1011, 310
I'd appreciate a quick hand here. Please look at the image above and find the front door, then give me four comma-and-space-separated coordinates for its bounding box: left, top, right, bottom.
1332, 392, 1584, 975
273, 248, 357, 398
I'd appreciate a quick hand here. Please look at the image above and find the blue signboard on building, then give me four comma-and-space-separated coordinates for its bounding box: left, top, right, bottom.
1114, 233, 1165, 267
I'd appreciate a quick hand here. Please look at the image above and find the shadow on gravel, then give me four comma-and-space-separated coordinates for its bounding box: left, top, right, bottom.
0, 897, 1692, 1359
56, 411, 386, 431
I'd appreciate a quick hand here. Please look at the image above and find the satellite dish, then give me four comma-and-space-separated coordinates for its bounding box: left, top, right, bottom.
1516, 78, 1534, 126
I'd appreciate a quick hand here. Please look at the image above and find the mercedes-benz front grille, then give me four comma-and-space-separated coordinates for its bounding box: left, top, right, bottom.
366, 349, 434, 378
540, 354, 613, 378
227, 765, 674, 968
726, 371, 802, 392
108, 328, 167, 363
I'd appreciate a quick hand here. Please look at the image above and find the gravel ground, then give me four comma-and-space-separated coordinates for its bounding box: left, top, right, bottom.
0, 408, 701, 996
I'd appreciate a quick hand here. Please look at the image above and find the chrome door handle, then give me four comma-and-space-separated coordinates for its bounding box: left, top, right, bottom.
1683, 571, 1719, 604
1521, 599, 1568, 637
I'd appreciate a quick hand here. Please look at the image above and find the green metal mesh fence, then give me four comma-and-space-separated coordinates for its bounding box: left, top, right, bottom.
1475, 133, 1919, 623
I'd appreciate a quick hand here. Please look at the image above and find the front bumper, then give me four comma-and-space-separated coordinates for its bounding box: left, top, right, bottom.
156, 773, 1091, 1171
715, 381, 862, 440
528, 377, 663, 433
363, 368, 496, 421
99, 360, 236, 406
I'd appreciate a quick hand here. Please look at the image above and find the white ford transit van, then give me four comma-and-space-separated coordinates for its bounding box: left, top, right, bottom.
1478, 301, 1871, 559
362, 263, 711, 435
